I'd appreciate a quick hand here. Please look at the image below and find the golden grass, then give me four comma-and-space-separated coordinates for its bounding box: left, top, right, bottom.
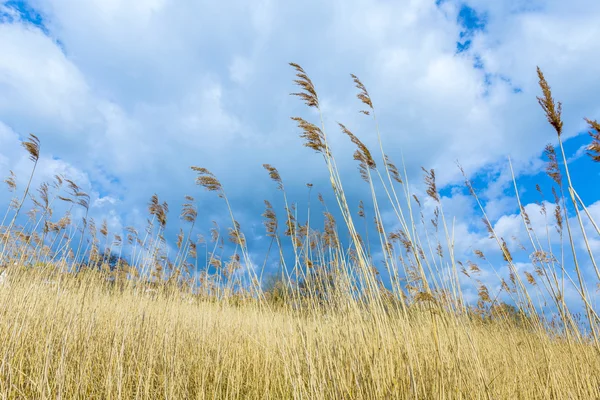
0, 64, 599, 398
0, 270, 598, 399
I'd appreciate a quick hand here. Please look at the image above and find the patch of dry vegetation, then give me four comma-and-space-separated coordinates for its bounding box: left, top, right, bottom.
1, 269, 599, 399
0, 65, 598, 399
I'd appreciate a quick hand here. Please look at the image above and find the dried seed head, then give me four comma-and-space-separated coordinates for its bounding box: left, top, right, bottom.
536, 67, 563, 137
148, 194, 168, 228
210, 255, 222, 270
180, 195, 198, 223
478, 284, 491, 303
552, 187, 563, 234
431, 207, 439, 230
189, 241, 197, 258
501, 238, 512, 263
531, 250, 555, 265
228, 220, 245, 247
263, 164, 283, 190
323, 212, 338, 248
37, 182, 49, 210
54, 174, 64, 188
422, 167, 439, 203
474, 249, 486, 260
289, 63, 319, 109
75, 192, 90, 210
374, 216, 384, 234
585, 118, 600, 162
338, 123, 376, 182
176, 229, 184, 249
22, 134, 40, 162
284, 205, 298, 237
125, 226, 138, 238
88, 218, 97, 237
4, 171, 16, 192
65, 178, 80, 195
262, 200, 278, 238
388, 230, 400, 244
57, 212, 71, 230
412, 194, 421, 208
210, 221, 219, 243
358, 200, 365, 218
225, 253, 241, 277
467, 261, 479, 274
520, 205, 532, 230
397, 229, 412, 253
291, 117, 328, 155
524, 271, 537, 285
100, 220, 108, 237
191, 167, 224, 198
482, 218, 494, 239
544, 144, 562, 186
350, 74, 373, 114
385, 155, 403, 184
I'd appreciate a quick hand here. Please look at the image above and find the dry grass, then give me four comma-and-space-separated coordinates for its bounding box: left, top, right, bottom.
0, 270, 598, 399
0, 64, 599, 398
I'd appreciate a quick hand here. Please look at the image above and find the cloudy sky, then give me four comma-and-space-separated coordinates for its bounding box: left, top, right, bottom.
1, 0, 599, 307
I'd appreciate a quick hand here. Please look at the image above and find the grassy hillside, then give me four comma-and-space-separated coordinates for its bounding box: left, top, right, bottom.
0, 65, 599, 399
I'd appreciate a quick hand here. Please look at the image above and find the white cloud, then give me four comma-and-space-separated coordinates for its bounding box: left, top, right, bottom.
2, 0, 597, 196
0, 0, 599, 307
0, 22, 92, 135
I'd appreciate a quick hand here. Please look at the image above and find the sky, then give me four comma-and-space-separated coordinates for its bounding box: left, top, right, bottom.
0, 0, 599, 310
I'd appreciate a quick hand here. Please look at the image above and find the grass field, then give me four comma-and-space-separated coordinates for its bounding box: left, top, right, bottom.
0, 65, 599, 399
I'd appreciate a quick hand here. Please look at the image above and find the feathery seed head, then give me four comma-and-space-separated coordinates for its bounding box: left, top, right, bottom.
100, 220, 108, 237
482, 218, 494, 239
262, 200, 278, 238
422, 167, 439, 203
536, 67, 563, 137
585, 118, 600, 162
180, 195, 198, 223
350, 74, 373, 114
384, 155, 403, 184
289, 63, 319, 109
262, 164, 283, 190
358, 200, 365, 218
4, 171, 16, 192
176, 229, 184, 249
291, 117, 328, 155
501, 238, 512, 263
413, 194, 421, 208
191, 167, 224, 198
338, 123, 376, 183
210, 221, 219, 243
544, 144, 562, 186
22, 134, 40, 163
524, 271, 537, 286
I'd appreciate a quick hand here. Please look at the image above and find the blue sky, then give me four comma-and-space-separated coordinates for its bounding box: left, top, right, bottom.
0, 0, 599, 308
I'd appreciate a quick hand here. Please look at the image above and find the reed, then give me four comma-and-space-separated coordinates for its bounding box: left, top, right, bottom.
0, 64, 598, 398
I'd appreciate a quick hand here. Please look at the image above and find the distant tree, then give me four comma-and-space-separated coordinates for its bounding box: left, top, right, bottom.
490, 302, 532, 327
262, 273, 291, 307
77, 252, 129, 274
